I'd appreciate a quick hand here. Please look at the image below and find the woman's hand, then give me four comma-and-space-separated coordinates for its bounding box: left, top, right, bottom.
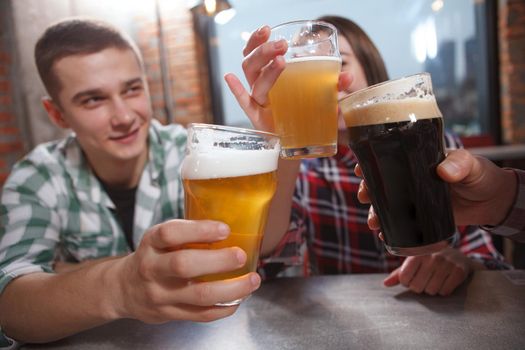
383, 247, 478, 296
225, 25, 352, 133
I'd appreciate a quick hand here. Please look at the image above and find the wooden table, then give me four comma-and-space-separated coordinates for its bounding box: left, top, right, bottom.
22, 270, 525, 350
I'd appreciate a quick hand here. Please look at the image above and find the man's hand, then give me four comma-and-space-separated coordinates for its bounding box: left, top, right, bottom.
436, 149, 516, 226
383, 247, 478, 296
112, 219, 261, 323
357, 149, 517, 231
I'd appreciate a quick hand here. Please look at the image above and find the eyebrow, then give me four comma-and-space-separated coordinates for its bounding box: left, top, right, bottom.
71, 77, 143, 104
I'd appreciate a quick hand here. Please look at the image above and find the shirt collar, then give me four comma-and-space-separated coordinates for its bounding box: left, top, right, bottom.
58, 120, 166, 207
147, 119, 165, 184
59, 135, 115, 208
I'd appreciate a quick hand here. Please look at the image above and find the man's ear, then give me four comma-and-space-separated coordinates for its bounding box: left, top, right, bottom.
42, 97, 70, 129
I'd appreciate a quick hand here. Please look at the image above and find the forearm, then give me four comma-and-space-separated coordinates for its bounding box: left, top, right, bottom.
484, 169, 525, 242
0, 257, 124, 343
467, 259, 486, 271
261, 158, 300, 256
54, 256, 122, 273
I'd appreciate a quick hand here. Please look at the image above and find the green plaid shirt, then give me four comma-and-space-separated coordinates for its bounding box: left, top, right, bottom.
0, 119, 187, 294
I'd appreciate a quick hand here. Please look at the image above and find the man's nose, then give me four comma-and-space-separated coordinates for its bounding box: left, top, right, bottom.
110, 97, 134, 125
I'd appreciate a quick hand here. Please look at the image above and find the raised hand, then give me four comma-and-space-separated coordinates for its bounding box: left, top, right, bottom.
224, 25, 287, 132
224, 25, 352, 133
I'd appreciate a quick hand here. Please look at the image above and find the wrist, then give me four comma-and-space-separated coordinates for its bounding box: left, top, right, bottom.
467, 258, 486, 271
489, 168, 518, 226
99, 256, 129, 321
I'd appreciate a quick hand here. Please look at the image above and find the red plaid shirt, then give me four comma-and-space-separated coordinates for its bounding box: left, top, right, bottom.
260, 143, 510, 278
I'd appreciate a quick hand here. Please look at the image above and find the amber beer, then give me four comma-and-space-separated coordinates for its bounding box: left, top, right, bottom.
269, 20, 341, 159
340, 73, 455, 256
269, 56, 341, 158
181, 124, 279, 288
182, 172, 277, 281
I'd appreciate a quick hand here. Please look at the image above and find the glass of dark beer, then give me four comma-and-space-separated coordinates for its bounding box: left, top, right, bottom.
340, 73, 455, 256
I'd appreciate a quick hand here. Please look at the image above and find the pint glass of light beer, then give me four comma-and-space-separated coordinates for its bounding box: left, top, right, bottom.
340, 73, 455, 256
268, 20, 341, 159
181, 123, 279, 305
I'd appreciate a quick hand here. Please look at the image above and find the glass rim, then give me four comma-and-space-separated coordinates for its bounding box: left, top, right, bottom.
338, 72, 432, 104
270, 19, 338, 35
187, 123, 279, 139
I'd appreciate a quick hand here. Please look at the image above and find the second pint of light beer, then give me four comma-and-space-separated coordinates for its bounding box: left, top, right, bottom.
181, 124, 279, 287
269, 56, 341, 158
268, 20, 341, 159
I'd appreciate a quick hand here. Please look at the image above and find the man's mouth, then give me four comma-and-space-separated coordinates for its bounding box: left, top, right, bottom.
110, 128, 140, 142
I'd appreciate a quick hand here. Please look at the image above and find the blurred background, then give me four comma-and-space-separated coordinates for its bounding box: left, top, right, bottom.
0, 0, 524, 266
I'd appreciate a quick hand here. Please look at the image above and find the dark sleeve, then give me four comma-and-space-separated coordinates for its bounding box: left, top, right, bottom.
482, 169, 525, 243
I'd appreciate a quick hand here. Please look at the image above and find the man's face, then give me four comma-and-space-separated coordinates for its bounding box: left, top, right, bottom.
52, 47, 152, 167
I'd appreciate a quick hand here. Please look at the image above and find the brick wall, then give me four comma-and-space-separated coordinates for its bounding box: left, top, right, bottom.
0, 4, 25, 186
499, 0, 525, 143
135, 0, 210, 126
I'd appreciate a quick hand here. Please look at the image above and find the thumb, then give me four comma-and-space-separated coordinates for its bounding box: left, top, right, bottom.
383, 268, 401, 287
436, 149, 476, 183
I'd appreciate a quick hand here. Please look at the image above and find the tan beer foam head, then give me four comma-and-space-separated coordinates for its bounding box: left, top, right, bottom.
339, 73, 443, 127
343, 98, 442, 127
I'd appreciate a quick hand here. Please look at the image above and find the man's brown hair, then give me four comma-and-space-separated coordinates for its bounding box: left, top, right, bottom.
34, 18, 143, 104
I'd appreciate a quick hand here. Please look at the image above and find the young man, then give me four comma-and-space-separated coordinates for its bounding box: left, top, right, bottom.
0, 18, 300, 345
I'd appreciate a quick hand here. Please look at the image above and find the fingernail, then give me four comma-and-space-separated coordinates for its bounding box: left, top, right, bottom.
440, 159, 460, 177
274, 40, 285, 50
217, 223, 230, 238
236, 249, 247, 265
257, 25, 268, 36
250, 273, 261, 288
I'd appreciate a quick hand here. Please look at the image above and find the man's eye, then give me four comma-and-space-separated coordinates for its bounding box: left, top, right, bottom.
82, 97, 104, 107
125, 85, 143, 95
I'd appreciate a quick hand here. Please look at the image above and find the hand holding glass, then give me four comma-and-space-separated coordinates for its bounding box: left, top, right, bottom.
340, 73, 455, 256
269, 20, 341, 159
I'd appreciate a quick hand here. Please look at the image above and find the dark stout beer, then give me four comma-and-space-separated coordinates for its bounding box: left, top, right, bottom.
340, 74, 455, 256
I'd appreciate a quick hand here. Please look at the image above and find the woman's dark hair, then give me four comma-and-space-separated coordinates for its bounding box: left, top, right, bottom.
318, 15, 389, 85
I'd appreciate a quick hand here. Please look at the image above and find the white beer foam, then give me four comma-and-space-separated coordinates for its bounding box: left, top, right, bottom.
342, 97, 442, 127
181, 149, 279, 180
286, 56, 342, 64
